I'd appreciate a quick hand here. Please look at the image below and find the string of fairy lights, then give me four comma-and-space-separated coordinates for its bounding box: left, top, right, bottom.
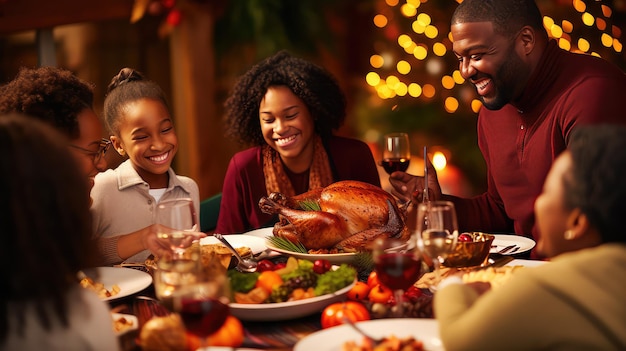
367, 0, 624, 114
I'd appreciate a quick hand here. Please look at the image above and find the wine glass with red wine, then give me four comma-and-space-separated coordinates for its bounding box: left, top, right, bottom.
381, 133, 411, 175
172, 277, 230, 347
372, 236, 422, 317
154, 247, 230, 348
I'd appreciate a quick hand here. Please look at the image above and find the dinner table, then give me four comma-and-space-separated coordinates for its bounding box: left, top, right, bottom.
108, 241, 534, 351
110, 284, 325, 351
108, 256, 350, 351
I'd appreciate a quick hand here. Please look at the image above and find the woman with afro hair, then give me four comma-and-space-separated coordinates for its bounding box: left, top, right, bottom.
216, 51, 380, 234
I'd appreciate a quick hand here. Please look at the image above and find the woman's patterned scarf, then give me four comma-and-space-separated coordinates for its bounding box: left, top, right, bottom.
263, 135, 333, 196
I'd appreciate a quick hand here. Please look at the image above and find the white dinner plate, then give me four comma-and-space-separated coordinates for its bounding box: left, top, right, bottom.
111, 313, 138, 336
83, 267, 152, 301
200, 234, 268, 255
240, 227, 274, 239
229, 280, 355, 321
490, 234, 536, 255
506, 258, 547, 267
294, 318, 444, 351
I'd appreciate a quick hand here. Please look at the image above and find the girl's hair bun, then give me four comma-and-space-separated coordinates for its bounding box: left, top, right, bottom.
107, 68, 145, 93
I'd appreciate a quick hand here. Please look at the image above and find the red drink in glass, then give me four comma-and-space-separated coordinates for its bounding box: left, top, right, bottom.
374, 252, 422, 291
178, 297, 229, 337
381, 158, 410, 174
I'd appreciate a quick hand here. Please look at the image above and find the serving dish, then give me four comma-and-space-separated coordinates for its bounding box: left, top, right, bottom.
444, 232, 494, 268
229, 279, 355, 321
261, 228, 408, 265
264, 241, 360, 265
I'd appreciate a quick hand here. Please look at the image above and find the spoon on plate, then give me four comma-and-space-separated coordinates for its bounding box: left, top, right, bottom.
213, 233, 258, 273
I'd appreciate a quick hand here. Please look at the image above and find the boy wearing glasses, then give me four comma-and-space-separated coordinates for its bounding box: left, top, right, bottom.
0, 66, 108, 192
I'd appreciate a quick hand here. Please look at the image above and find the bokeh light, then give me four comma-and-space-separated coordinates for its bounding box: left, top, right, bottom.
432, 152, 447, 171
374, 14, 388, 28
367, 0, 624, 114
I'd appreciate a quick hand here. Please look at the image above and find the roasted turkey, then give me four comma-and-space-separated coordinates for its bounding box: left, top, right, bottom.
258, 180, 409, 252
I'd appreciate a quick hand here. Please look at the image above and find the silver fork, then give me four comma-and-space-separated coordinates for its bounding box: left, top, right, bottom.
498, 245, 518, 254
342, 317, 384, 346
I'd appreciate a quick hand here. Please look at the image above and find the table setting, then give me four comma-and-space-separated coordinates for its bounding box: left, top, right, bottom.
86, 185, 543, 351
89, 227, 541, 351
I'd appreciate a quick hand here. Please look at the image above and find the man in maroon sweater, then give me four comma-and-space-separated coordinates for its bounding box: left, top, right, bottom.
390, 0, 626, 258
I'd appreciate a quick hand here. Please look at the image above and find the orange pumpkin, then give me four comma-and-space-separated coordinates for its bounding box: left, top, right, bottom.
347, 281, 371, 301
366, 271, 381, 288
368, 284, 393, 304
186, 315, 244, 349
320, 301, 370, 329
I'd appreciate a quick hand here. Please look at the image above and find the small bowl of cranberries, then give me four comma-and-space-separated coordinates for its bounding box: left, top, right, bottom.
443, 232, 495, 268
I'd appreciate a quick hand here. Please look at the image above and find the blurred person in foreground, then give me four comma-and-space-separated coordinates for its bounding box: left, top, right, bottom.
216, 51, 380, 234
0, 66, 171, 264
389, 0, 626, 258
0, 114, 119, 350
434, 125, 626, 351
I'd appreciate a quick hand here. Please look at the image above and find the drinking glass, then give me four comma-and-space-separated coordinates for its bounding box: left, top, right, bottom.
153, 247, 230, 348
415, 201, 458, 290
372, 236, 422, 317
155, 198, 200, 258
381, 133, 411, 175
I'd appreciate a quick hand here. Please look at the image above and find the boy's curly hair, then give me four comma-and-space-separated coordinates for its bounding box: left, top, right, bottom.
224, 51, 347, 146
0, 66, 94, 140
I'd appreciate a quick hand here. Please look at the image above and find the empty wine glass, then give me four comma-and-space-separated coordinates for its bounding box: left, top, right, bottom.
155, 198, 200, 258
381, 133, 411, 175
415, 201, 458, 290
372, 236, 422, 317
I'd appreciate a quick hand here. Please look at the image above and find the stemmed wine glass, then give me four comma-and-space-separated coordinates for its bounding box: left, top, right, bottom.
415, 201, 458, 290
155, 198, 200, 258
154, 246, 230, 349
372, 236, 422, 317
381, 133, 411, 175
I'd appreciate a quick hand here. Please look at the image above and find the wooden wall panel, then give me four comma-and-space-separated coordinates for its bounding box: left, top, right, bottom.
0, 0, 133, 34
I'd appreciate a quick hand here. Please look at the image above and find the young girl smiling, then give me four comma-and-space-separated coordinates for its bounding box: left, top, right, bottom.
91, 68, 200, 264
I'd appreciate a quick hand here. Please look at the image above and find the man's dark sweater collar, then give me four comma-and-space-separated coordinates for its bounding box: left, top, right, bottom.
511, 40, 561, 115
